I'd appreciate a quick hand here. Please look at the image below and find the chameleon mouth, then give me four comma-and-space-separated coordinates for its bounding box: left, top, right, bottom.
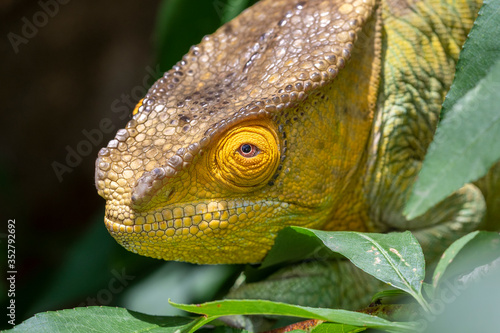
103, 207, 233, 262
102, 199, 295, 263
103, 207, 231, 240
103, 199, 274, 239
104, 198, 305, 235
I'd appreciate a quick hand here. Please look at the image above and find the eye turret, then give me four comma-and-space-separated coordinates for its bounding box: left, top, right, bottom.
209, 122, 280, 191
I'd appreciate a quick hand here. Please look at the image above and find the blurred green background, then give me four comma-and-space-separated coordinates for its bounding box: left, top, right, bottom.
0, 0, 258, 329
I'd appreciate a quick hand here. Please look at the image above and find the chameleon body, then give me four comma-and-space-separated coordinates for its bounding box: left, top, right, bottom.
95, 0, 495, 280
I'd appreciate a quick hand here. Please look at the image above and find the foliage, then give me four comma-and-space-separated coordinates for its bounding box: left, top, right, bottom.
404, 0, 500, 219
9, 230, 500, 332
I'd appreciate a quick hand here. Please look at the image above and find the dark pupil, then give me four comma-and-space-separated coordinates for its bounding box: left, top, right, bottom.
241, 144, 252, 154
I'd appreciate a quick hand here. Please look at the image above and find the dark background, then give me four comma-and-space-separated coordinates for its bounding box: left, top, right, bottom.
1, 0, 257, 329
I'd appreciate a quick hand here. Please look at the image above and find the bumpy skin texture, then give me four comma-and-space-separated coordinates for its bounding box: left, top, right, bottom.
95, 0, 487, 265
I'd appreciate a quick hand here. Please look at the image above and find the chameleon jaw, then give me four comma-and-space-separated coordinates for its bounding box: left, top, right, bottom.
103, 199, 292, 264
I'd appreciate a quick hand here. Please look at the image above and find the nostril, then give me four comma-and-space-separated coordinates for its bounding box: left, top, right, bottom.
166, 188, 175, 200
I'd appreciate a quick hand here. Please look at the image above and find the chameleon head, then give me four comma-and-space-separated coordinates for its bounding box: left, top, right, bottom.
95, 0, 378, 264
95, 113, 287, 264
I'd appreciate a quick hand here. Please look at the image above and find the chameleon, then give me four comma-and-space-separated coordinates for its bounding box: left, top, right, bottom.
95, 0, 499, 310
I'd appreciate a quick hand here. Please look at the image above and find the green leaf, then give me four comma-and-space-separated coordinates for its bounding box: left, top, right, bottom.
311, 323, 367, 333
170, 299, 417, 332
260, 227, 341, 268
371, 289, 409, 303
154, 0, 257, 72
431, 231, 478, 288
264, 228, 425, 302
8, 307, 199, 333
432, 231, 500, 289
219, 0, 253, 24
424, 264, 500, 333
404, 0, 500, 219
155, 0, 222, 72
440, 0, 500, 117
421, 282, 435, 300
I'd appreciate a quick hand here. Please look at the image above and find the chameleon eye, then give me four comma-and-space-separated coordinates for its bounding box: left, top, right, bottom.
238, 143, 260, 158
210, 123, 280, 191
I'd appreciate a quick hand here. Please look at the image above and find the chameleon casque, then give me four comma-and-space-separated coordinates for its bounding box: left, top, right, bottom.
95, 0, 499, 309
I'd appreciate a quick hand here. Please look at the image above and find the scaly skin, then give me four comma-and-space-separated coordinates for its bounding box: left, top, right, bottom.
95, 0, 488, 269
